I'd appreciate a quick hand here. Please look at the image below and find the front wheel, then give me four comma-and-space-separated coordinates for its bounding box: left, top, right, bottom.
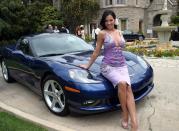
42, 75, 69, 116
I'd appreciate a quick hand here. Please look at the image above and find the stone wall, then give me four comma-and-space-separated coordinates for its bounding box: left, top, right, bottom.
114, 7, 145, 32
99, 0, 147, 33
54, 0, 178, 36
98, 0, 178, 35
146, 0, 178, 37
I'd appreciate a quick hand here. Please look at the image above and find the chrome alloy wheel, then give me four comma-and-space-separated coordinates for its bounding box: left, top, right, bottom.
43, 80, 65, 113
1, 61, 8, 81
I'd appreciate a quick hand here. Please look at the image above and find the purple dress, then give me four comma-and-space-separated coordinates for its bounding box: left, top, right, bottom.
101, 31, 131, 87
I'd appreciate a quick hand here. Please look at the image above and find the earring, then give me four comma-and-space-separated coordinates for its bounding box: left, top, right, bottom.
115, 18, 119, 25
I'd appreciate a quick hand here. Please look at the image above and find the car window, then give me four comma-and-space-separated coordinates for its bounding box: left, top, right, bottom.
31, 34, 94, 57
123, 30, 133, 34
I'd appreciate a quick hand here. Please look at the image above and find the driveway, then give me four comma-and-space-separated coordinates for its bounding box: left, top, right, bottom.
0, 58, 179, 131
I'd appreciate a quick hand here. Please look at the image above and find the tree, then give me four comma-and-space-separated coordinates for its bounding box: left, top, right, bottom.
0, 0, 62, 44
171, 0, 179, 26
24, 1, 62, 33
41, 6, 63, 27
171, 16, 179, 26
0, 0, 26, 40
60, 0, 100, 33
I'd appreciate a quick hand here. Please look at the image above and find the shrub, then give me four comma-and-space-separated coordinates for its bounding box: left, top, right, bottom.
125, 47, 148, 56
162, 50, 175, 57
174, 48, 179, 56
85, 34, 92, 42
125, 46, 179, 57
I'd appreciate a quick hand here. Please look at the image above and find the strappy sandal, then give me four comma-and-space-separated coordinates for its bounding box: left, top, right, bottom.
121, 120, 129, 129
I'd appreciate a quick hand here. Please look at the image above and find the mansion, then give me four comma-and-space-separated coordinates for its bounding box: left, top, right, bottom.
98, 0, 178, 36
54, 0, 178, 37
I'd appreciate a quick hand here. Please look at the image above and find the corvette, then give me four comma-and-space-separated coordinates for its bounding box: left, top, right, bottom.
0, 33, 154, 116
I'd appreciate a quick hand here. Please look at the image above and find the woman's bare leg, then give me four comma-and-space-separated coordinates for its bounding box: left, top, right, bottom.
126, 85, 138, 131
117, 82, 129, 128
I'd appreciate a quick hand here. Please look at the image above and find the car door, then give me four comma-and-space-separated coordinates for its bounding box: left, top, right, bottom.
12, 38, 39, 90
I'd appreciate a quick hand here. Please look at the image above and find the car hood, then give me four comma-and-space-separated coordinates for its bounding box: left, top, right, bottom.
41, 51, 147, 77
41, 51, 102, 73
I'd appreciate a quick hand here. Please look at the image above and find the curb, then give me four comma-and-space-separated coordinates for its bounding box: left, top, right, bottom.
143, 56, 179, 60
0, 101, 76, 131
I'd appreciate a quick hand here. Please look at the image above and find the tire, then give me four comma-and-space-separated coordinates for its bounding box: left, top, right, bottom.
42, 75, 69, 116
1, 60, 14, 83
139, 36, 144, 41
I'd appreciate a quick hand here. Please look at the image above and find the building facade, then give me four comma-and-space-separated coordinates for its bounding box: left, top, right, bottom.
97, 0, 178, 36
54, 0, 178, 37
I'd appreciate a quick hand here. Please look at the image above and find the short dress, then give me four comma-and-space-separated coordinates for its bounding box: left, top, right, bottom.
101, 31, 131, 87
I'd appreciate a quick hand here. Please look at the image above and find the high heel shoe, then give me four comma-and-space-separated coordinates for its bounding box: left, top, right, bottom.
121, 120, 129, 129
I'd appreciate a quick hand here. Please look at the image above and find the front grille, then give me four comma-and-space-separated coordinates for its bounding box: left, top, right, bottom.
108, 97, 119, 105
108, 81, 154, 106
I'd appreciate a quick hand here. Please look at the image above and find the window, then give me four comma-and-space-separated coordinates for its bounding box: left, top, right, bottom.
116, 0, 126, 4
109, 0, 113, 5
139, 20, 143, 33
150, 0, 153, 4
120, 19, 127, 31
105, 0, 113, 6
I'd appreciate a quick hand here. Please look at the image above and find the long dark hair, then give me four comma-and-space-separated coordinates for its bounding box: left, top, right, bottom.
100, 10, 117, 30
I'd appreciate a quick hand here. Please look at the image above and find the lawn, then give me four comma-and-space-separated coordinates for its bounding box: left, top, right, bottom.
0, 111, 47, 131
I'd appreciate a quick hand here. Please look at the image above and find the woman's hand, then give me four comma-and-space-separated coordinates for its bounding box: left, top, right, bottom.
79, 64, 89, 70
79, 31, 104, 70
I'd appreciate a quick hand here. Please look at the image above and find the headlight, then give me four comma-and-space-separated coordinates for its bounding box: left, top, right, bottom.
69, 69, 101, 83
137, 56, 148, 69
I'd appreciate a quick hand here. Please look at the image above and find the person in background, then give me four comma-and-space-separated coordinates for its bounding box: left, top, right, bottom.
65, 26, 70, 33
54, 25, 59, 33
75, 25, 82, 38
60, 26, 67, 33
79, 10, 138, 131
94, 26, 101, 47
60, 25, 69, 33
80, 25, 85, 40
45, 24, 54, 33
91, 25, 96, 47
91, 25, 96, 40
95, 26, 101, 40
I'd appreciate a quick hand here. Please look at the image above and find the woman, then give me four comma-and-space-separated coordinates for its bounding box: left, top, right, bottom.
75, 25, 82, 38
80, 25, 85, 40
80, 10, 138, 131
54, 26, 59, 33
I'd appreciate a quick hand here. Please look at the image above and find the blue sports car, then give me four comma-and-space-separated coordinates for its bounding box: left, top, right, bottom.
0, 33, 154, 116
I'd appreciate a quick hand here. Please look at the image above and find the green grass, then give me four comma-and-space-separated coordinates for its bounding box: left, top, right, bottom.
0, 111, 47, 131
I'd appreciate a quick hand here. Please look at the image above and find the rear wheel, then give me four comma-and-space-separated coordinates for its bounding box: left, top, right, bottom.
42, 75, 69, 116
1, 60, 14, 83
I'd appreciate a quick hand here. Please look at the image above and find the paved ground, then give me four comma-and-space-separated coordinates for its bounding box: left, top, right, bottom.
0, 58, 179, 131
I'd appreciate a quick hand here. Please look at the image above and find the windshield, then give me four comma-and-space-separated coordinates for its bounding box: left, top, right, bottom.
31, 34, 94, 57
122, 30, 133, 34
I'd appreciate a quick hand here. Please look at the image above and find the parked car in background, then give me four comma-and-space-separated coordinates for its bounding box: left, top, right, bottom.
122, 30, 145, 42
1, 33, 153, 116
170, 28, 179, 41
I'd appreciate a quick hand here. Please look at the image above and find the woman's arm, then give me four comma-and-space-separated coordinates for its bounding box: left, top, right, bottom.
80, 31, 104, 69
